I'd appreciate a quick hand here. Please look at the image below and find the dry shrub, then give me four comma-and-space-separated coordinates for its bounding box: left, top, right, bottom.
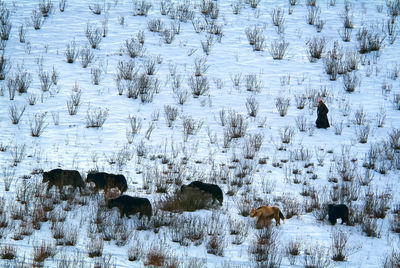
86, 106, 109, 128
0, 244, 17, 260
168, 212, 207, 247
389, 203, 400, 233
0, 197, 5, 215
55, 251, 87, 268
49, 208, 67, 223
331, 229, 349, 261
205, 212, 224, 237
128, 242, 142, 262
180, 215, 205, 246
146, 250, 164, 267
229, 217, 249, 245
281, 194, 301, 219
9, 202, 25, 221
154, 175, 171, 194
312, 204, 328, 221
0, 213, 9, 229
64, 226, 78, 246
307, 36, 327, 62
249, 224, 282, 266
165, 256, 179, 268
300, 185, 316, 198
302, 243, 331, 268
93, 206, 127, 238
12, 230, 24, 241
269, 38, 289, 60
347, 203, 363, 226
206, 234, 225, 256
159, 194, 181, 213
160, 187, 214, 212
87, 236, 104, 258
237, 195, 253, 217
279, 126, 295, 144
361, 217, 381, 238
389, 213, 400, 232
136, 215, 151, 231
382, 250, 400, 268
32, 203, 48, 229
275, 97, 290, 117
16, 179, 31, 205
286, 238, 301, 265
93, 255, 116, 268
151, 208, 174, 231
115, 223, 134, 247
145, 245, 177, 267
17, 219, 33, 237
33, 241, 57, 263
225, 110, 248, 139
335, 151, 357, 182
186, 258, 207, 268
388, 128, 400, 150
363, 188, 392, 219
17, 219, 33, 238
51, 222, 65, 245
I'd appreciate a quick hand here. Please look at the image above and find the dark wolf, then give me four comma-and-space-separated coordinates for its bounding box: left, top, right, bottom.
328, 204, 349, 225
42, 169, 85, 193
86, 172, 128, 195
181, 181, 223, 205
107, 195, 152, 220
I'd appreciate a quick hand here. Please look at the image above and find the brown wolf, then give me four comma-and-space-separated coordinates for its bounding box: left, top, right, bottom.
250, 206, 285, 228
42, 169, 85, 193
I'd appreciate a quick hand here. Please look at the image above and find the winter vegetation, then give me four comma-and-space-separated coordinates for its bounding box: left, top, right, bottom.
0, 0, 399, 267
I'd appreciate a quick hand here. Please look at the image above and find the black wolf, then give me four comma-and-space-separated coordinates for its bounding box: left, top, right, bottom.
87, 172, 128, 195
328, 204, 349, 225
181, 181, 223, 205
107, 195, 152, 220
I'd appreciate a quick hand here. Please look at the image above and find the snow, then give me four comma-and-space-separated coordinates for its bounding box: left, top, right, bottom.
0, 0, 399, 267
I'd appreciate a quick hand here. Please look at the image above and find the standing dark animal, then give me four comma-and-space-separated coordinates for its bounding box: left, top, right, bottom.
316, 98, 330, 129
107, 195, 152, 220
87, 172, 128, 195
42, 169, 85, 193
181, 181, 223, 205
328, 204, 349, 225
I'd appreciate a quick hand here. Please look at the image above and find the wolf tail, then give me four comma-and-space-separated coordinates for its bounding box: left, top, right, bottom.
279, 210, 285, 220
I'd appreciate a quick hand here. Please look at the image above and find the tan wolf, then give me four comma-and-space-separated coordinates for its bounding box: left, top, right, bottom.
250, 206, 285, 228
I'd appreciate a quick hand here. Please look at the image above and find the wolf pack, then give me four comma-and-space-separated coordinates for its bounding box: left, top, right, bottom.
42, 168, 349, 228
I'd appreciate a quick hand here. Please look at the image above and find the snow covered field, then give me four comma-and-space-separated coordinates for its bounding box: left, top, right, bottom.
0, 0, 399, 267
